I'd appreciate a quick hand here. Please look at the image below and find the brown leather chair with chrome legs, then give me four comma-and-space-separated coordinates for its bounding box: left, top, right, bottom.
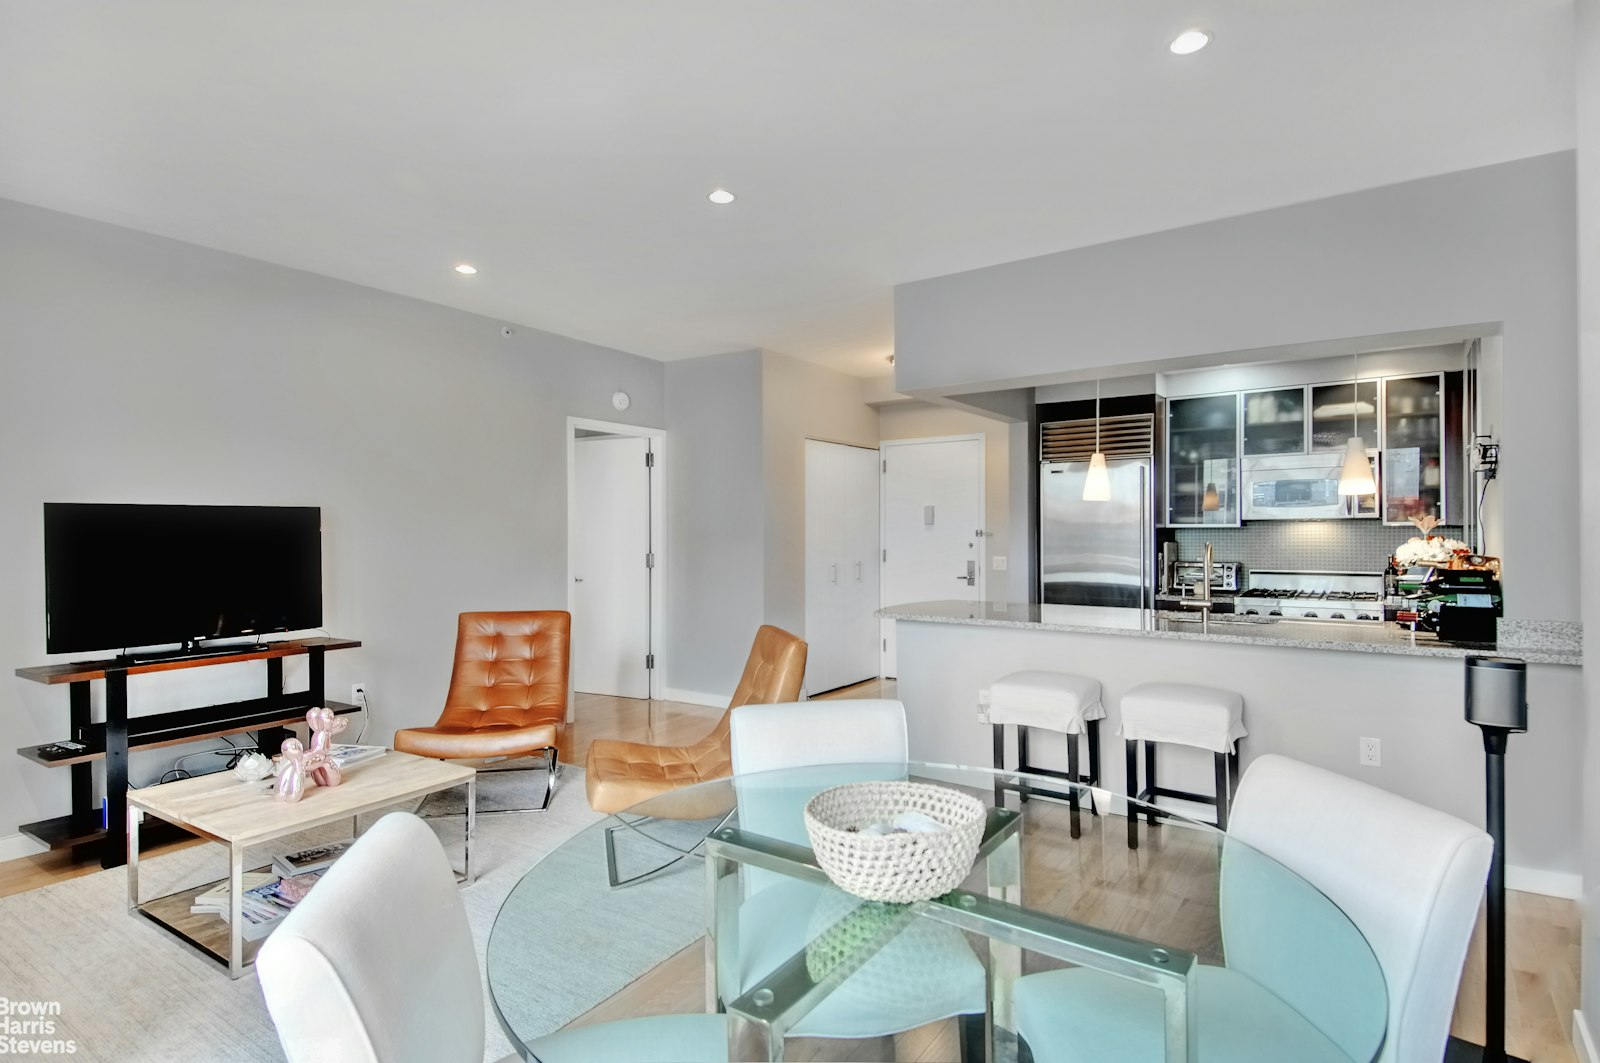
585, 624, 806, 884
395, 610, 569, 814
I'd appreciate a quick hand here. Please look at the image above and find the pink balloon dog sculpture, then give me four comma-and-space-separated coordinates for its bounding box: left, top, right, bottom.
274, 708, 348, 802
305, 706, 348, 787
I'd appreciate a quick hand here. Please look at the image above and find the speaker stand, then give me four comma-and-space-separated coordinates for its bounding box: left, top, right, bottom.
1444, 725, 1527, 1063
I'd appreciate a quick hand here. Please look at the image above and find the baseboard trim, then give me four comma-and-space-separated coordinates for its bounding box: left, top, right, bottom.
1575, 1010, 1598, 1063
660, 687, 729, 709
1506, 865, 1582, 900
0, 832, 47, 863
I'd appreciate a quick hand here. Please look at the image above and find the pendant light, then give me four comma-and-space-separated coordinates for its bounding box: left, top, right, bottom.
1338, 353, 1377, 496
1083, 377, 1111, 501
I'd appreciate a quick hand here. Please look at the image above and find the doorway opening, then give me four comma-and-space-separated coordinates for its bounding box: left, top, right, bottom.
567, 418, 664, 701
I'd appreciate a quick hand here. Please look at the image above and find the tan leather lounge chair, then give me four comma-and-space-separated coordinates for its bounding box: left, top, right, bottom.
395, 610, 569, 813
585, 624, 806, 883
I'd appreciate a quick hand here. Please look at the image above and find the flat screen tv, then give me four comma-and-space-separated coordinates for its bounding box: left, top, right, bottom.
43, 503, 322, 655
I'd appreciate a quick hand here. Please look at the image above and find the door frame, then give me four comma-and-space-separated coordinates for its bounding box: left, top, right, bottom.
567, 417, 666, 703
878, 434, 987, 677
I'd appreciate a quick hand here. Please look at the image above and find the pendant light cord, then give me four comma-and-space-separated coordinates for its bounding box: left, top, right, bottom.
1094, 378, 1101, 451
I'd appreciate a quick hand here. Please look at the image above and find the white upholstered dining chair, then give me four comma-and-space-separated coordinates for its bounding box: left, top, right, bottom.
257, 812, 727, 1063
726, 698, 987, 1048
1012, 753, 1493, 1063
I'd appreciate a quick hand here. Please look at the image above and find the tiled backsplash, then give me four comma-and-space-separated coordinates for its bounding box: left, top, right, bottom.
1169, 522, 1466, 575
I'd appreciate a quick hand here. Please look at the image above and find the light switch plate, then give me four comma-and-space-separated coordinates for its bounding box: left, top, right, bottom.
993, 556, 1008, 571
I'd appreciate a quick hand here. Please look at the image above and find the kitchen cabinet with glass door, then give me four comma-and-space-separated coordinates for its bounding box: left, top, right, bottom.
1167, 394, 1239, 525
1381, 373, 1444, 524
1242, 386, 1307, 456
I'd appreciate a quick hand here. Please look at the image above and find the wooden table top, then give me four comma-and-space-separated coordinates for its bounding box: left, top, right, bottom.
127, 751, 474, 846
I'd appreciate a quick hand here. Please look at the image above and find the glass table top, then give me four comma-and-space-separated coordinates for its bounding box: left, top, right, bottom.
487, 762, 1386, 1062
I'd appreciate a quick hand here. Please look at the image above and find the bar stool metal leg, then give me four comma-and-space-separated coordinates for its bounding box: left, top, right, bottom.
1066, 730, 1082, 839
1017, 727, 1032, 804
1087, 719, 1102, 807
992, 723, 1006, 810
1125, 739, 1139, 850
1143, 741, 1159, 826
1213, 752, 1231, 831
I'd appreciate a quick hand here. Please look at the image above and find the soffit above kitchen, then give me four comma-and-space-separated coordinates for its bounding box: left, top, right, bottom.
0, 2, 1575, 376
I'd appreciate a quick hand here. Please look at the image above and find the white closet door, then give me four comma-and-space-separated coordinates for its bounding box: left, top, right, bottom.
805, 440, 881, 696
804, 440, 841, 695
845, 445, 882, 684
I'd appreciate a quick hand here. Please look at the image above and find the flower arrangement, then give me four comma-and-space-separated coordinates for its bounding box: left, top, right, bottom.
1393, 514, 1468, 567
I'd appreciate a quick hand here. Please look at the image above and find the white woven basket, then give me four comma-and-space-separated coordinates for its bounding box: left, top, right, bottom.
803, 781, 986, 903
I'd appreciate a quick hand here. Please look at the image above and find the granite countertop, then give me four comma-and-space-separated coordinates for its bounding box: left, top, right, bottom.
878, 600, 1582, 666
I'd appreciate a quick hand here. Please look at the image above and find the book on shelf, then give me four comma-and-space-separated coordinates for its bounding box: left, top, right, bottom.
189, 870, 328, 940
189, 872, 277, 914
272, 839, 353, 878
328, 744, 387, 768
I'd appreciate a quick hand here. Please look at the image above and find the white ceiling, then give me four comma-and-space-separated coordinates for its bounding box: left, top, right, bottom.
0, 2, 1576, 376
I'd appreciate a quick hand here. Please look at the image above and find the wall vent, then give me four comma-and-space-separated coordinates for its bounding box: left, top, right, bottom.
1040, 413, 1155, 463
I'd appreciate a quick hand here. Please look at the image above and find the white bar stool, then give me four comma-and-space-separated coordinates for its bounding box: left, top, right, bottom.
983, 671, 1105, 838
1120, 682, 1247, 848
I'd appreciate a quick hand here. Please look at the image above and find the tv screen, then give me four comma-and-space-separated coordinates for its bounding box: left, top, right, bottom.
43, 503, 322, 655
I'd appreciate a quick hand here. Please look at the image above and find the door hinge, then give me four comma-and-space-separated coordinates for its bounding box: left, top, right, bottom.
882, 459, 887, 472
882, 548, 887, 562
883, 638, 887, 651
646, 653, 655, 670
645, 552, 655, 569
645, 451, 655, 467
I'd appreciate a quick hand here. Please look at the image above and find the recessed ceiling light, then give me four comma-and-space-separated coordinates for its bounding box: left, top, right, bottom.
1169, 29, 1211, 55
708, 189, 736, 205
454, 263, 478, 275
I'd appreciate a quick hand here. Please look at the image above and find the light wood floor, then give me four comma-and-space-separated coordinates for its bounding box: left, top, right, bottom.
0, 678, 1578, 1061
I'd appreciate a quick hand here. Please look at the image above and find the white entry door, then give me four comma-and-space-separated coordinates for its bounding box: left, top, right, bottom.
572, 435, 651, 698
881, 436, 985, 677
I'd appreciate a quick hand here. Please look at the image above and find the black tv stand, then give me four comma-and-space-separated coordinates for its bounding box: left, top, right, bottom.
15, 636, 361, 868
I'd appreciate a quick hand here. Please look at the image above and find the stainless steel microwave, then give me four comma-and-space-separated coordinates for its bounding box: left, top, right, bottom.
1241, 453, 1378, 520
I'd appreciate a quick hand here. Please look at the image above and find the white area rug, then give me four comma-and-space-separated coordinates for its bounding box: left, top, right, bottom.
0, 767, 630, 1063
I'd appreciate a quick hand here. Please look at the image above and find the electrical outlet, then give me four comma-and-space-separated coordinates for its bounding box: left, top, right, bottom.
351, 683, 367, 706
992, 555, 1008, 571
1359, 736, 1381, 767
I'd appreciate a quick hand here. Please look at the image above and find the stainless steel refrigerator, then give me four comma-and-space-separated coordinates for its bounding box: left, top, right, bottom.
1039, 457, 1155, 608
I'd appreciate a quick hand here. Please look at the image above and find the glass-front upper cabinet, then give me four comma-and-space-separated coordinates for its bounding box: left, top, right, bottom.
1167, 394, 1239, 525
1382, 373, 1444, 524
1309, 380, 1379, 452
1242, 387, 1307, 456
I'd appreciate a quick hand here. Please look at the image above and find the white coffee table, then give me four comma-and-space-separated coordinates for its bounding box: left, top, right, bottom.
126, 750, 476, 977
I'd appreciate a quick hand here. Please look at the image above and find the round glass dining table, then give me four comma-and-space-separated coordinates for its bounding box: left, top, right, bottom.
486, 763, 1386, 1063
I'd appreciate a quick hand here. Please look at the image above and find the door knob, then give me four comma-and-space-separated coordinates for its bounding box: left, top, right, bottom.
573, 577, 584, 583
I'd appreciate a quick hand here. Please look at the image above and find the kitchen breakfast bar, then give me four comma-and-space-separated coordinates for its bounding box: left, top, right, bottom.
883, 600, 1584, 894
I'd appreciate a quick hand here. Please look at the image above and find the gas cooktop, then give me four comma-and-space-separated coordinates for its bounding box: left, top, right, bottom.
1234, 571, 1387, 623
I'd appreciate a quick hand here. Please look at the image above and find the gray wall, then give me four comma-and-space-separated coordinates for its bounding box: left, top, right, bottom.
662, 351, 766, 698
895, 152, 1580, 622
1577, 0, 1600, 1032
663, 349, 879, 700
762, 351, 879, 638
0, 197, 665, 849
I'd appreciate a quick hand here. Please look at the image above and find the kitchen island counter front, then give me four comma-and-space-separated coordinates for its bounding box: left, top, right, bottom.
883, 599, 1582, 895
878, 600, 1580, 667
